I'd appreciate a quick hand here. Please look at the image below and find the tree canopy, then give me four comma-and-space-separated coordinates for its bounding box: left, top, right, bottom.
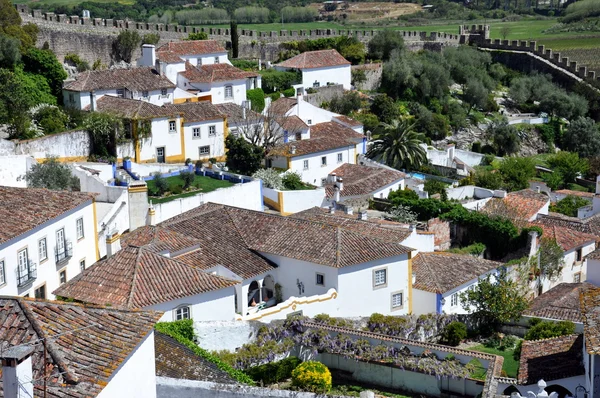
225, 135, 264, 176
367, 120, 427, 171
23, 156, 81, 191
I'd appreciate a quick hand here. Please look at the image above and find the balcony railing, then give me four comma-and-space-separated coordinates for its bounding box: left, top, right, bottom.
17, 260, 37, 287
55, 240, 73, 264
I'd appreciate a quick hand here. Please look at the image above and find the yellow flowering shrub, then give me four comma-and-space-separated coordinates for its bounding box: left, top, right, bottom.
291, 361, 332, 393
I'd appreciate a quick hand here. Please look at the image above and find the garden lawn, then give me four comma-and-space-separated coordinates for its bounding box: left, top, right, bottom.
470, 344, 519, 378
147, 174, 233, 204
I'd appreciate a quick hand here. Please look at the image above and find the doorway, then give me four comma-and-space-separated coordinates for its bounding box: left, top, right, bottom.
156, 147, 165, 163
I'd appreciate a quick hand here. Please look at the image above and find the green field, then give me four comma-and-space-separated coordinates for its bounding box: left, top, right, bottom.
147, 174, 233, 204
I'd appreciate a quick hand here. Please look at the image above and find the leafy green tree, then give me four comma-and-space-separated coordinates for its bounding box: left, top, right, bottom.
112, 30, 141, 63
550, 195, 590, 217
21, 47, 67, 100
225, 135, 264, 176
370, 94, 399, 125
152, 172, 169, 196
367, 30, 404, 61
463, 78, 489, 113
473, 169, 503, 190
335, 36, 365, 65
498, 157, 536, 192
246, 88, 265, 112
547, 151, 589, 184
31, 104, 69, 135
488, 118, 520, 156
460, 267, 529, 333
542, 171, 564, 191
444, 100, 468, 133
563, 117, 600, 159
24, 156, 80, 191
423, 179, 448, 196
328, 91, 362, 116
84, 113, 123, 157
282, 172, 305, 190
367, 120, 427, 171
0, 34, 20, 68
385, 204, 418, 223
142, 33, 160, 45
0, 0, 37, 48
524, 319, 575, 340
351, 69, 366, 87
186, 31, 208, 41
180, 171, 195, 189
536, 237, 565, 295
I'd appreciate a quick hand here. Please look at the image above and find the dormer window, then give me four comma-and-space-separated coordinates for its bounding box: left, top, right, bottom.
214, 56, 220, 64
116, 89, 124, 98
142, 90, 149, 98
161, 88, 168, 96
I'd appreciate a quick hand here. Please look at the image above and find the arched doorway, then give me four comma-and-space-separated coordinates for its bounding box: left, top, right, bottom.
248, 280, 260, 307
262, 275, 275, 303
545, 385, 572, 398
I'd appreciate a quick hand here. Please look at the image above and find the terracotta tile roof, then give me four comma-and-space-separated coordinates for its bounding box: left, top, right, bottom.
324, 163, 406, 198
412, 252, 502, 294
269, 121, 363, 157
276, 49, 350, 69
587, 247, 600, 260
580, 287, 600, 354
277, 115, 308, 131
164, 101, 225, 123
157, 40, 226, 62
95, 95, 179, 119
270, 97, 297, 116
482, 189, 549, 221
292, 207, 412, 243
181, 62, 258, 83
63, 67, 175, 92
537, 212, 600, 238
0, 186, 95, 245
0, 297, 161, 398
154, 331, 237, 383
163, 203, 412, 268
333, 115, 363, 127
529, 221, 598, 251
53, 245, 237, 309
555, 189, 594, 199
524, 282, 595, 322
518, 334, 584, 385
215, 102, 261, 121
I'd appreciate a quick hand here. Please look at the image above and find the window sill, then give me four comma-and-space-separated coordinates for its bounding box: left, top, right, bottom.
77, 237, 84, 242
373, 283, 388, 290
169, 131, 177, 134
390, 306, 404, 312
39, 258, 48, 265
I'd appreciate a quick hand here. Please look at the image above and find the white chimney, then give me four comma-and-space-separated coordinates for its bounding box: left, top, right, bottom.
329, 205, 335, 214
336, 177, 344, 191
328, 172, 337, 184
535, 186, 541, 193
289, 145, 296, 155
358, 210, 367, 221
106, 229, 121, 258
493, 190, 507, 199
345, 207, 353, 215
1, 346, 34, 398
334, 186, 341, 203
142, 44, 156, 67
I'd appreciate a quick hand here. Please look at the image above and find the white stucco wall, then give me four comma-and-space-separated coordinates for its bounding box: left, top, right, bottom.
337, 254, 410, 317
0, 200, 97, 299
372, 179, 405, 199
138, 117, 183, 162
6, 130, 90, 160
180, 52, 230, 67
182, 118, 225, 160
288, 145, 357, 186
400, 231, 434, 254
412, 289, 437, 315
152, 179, 263, 223
262, 187, 326, 214
151, 287, 236, 322
164, 62, 186, 85
181, 78, 248, 106
284, 97, 340, 126
130, 88, 175, 106
0, 155, 35, 187
97, 331, 157, 398
587, 258, 600, 286
295, 65, 351, 90
194, 320, 262, 352
440, 270, 497, 315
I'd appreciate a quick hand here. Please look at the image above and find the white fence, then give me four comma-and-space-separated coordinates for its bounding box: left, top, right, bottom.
153, 179, 263, 223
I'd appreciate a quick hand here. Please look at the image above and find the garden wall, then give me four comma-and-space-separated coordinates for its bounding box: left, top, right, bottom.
156, 377, 354, 398
263, 186, 325, 215
152, 179, 263, 223
351, 64, 382, 91
194, 320, 264, 352
318, 353, 483, 397
0, 130, 90, 160
0, 155, 35, 187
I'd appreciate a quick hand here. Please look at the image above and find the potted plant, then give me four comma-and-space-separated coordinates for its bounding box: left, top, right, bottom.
195, 160, 204, 175
123, 156, 132, 171
208, 157, 217, 169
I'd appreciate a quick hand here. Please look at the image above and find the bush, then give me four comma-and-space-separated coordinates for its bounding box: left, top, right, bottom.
246, 88, 265, 112
282, 88, 295, 98
423, 179, 447, 196
440, 321, 467, 347
291, 361, 332, 393
246, 357, 302, 385
282, 171, 307, 190
180, 171, 195, 189
550, 195, 591, 217
153, 173, 169, 196
253, 168, 283, 190
524, 319, 576, 341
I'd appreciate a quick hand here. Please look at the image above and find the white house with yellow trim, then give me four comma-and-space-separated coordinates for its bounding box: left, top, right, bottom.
0, 186, 99, 300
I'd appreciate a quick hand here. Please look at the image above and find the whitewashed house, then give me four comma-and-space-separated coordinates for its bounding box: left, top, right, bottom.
63, 67, 176, 110
55, 203, 416, 322
268, 120, 366, 187
164, 102, 227, 161
275, 49, 352, 90
481, 189, 550, 222
94, 95, 184, 163
140, 41, 260, 105
0, 297, 161, 398
411, 252, 502, 315
0, 186, 98, 300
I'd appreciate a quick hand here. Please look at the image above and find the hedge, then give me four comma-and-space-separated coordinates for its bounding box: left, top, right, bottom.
246, 356, 301, 384
155, 320, 255, 385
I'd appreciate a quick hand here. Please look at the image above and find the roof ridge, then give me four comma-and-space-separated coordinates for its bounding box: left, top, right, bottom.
336, 227, 342, 267
127, 247, 144, 307
17, 299, 79, 384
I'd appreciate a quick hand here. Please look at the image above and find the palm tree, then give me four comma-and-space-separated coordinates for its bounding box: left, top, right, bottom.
366, 120, 427, 171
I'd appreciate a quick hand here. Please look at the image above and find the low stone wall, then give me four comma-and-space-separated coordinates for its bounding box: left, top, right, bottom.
0, 130, 90, 161
304, 84, 345, 107
352, 63, 382, 91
